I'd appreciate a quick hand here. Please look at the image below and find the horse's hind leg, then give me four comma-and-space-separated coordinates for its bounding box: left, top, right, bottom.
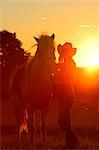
41, 110, 47, 145
27, 109, 35, 145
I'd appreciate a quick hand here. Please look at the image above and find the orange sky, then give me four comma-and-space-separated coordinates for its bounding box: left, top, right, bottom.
1, 0, 99, 67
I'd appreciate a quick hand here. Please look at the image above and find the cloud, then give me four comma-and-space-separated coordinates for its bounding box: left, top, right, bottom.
41, 17, 47, 20
77, 24, 97, 28
77, 24, 90, 28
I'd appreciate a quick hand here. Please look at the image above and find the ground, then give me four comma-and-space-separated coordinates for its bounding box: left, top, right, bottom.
0, 98, 99, 149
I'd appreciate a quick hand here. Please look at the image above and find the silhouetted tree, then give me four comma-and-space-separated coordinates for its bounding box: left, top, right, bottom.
0, 30, 29, 68
0, 30, 30, 99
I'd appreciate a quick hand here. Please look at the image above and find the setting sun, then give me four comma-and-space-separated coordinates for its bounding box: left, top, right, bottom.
74, 38, 99, 67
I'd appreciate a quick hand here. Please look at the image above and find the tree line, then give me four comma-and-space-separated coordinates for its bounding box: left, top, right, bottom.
0, 30, 31, 99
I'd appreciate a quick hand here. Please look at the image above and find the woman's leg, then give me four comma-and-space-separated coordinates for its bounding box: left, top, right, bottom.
58, 104, 79, 148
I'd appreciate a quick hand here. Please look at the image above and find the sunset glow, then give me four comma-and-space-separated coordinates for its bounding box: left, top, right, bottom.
1, 0, 99, 67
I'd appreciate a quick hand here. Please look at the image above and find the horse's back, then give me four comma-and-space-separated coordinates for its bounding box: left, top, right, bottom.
9, 58, 52, 108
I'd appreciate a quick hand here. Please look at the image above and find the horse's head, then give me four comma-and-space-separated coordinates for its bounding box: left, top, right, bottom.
34, 34, 55, 64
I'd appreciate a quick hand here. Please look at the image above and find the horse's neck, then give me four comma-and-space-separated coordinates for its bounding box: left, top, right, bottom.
29, 57, 52, 80
36, 55, 52, 73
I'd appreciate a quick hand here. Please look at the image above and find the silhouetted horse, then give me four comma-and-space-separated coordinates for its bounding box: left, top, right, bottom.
9, 34, 55, 145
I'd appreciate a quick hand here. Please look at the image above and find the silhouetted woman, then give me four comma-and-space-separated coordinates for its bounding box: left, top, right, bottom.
52, 42, 79, 149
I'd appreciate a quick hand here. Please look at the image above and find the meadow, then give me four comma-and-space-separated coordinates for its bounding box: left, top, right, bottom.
1, 97, 99, 150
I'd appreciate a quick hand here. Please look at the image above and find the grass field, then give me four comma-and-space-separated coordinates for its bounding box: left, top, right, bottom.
1, 98, 99, 149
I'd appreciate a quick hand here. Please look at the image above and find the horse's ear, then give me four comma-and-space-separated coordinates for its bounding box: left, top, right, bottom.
51, 34, 55, 40
33, 36, 39, 43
